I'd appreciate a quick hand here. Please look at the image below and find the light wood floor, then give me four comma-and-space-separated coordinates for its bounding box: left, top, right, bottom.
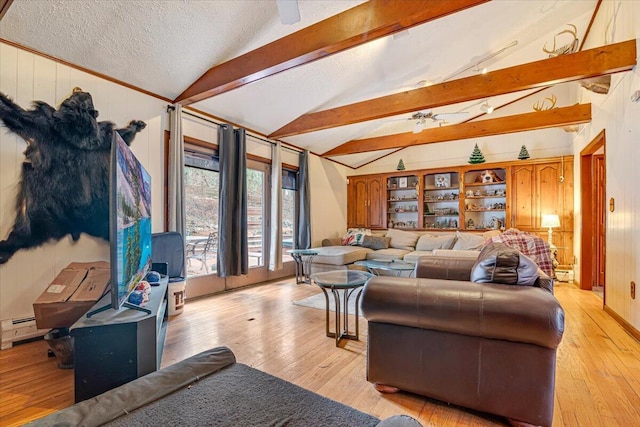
1, 279, 639, 426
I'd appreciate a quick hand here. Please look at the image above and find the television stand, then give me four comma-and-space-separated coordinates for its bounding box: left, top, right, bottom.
70, 276, 168, 402
86, 300, 152, 318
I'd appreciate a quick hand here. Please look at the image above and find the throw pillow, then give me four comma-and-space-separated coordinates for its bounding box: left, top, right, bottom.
470, 242, 539, 287
452, 231, 486, 250
415, 234, 457, 251
361, 235, 391, 250
385, 228, 420, 250
342, 228, 371, 246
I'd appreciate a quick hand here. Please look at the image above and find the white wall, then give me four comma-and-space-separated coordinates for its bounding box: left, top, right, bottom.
0, 45, 350, 322
573, 0, 640, 329
0, 41, 168, 322
308, 156, 349, 246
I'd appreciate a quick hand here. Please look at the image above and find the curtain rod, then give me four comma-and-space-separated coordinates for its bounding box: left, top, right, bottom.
168, 105, 302, 154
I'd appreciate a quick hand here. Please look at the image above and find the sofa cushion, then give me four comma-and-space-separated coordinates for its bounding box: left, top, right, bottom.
313, 246, 372, 265
452, 231, 485, 250
385, 229, 420, 250
361, 235, 391, 250
366, 248, 410, 261
342, 228, 371, 246
415, 234, 457, 251
402, 250, 434, 263
470, 243, 539, 287
431, 249, 481, 259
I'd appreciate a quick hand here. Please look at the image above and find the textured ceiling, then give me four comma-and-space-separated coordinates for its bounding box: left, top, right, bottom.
0, 0, 599, 167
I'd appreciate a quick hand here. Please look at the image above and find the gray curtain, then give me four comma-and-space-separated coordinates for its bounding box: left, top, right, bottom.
168, 104, 186, 276
296, 150, 311, 249
217, 124, 248, 277
269, 142, 283, 271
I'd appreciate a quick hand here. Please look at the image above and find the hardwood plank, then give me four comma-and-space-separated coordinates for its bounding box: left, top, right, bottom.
174, 0, 488, 105
1, 280, 640, 426
270, 40, 635, 138
323, 104, 591, 156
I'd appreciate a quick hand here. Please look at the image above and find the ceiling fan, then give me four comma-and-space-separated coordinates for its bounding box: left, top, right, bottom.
409, 111, 469, 133
276, 0, 300, 25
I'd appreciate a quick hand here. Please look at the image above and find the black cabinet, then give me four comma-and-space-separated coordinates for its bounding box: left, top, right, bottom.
70, 277, 168, 402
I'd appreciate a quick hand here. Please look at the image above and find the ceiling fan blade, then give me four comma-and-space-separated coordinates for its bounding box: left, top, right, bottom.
277, 0, 300, 25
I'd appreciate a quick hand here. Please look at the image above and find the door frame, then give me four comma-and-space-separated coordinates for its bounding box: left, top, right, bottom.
579, 129, 605, 293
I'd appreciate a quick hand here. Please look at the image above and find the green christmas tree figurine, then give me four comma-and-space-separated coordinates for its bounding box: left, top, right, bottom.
518, 145, 530, 160
396, 159, 406, 171
468, 144, 486, 164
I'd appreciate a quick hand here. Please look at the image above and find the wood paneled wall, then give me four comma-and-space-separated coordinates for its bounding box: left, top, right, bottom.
0, 42, 168, 322
573, 0, 640, 332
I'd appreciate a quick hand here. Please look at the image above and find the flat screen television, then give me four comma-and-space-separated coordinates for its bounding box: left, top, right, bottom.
109, 133, 152, 312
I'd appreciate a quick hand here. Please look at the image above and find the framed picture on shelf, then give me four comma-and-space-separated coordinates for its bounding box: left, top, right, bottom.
434, 173, 451, 188
398, 177, 408, 188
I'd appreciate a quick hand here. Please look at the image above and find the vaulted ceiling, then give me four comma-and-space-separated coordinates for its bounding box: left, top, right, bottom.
1, 0, 634, 168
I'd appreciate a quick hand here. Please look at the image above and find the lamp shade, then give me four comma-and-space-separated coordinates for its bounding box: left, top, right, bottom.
541, 214, 560, 228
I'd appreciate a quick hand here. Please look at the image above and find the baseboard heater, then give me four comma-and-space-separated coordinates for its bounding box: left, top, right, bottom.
555, 269, 574, 283
0, 316, 48, 350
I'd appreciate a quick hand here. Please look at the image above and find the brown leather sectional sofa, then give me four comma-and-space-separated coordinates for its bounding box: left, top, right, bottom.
361, 256, 565, 427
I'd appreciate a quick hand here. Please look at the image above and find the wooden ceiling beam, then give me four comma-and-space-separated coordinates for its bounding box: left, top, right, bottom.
270, 39, 635, 138
322, 104, 592, 157
173, 0, 489, 105
0, 0, 14, 21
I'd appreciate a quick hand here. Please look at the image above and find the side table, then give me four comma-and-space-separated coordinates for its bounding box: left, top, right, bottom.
287, 249, 318, 284
311, 270, 373, 346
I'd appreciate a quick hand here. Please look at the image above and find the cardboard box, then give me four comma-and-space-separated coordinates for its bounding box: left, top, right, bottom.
33, 262, 111, 329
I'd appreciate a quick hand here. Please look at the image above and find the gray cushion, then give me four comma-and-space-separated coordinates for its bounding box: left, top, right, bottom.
361, 235, 391, 250
470, 242, 539, 286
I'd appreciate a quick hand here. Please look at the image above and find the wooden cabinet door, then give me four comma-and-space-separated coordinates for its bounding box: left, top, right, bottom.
348, 177, 369, 228
368, 177, 384, 228
537, 163, 563, 225
511, 165, 535, 229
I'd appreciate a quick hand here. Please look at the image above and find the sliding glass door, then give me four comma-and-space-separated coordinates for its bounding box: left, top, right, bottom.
181, 138, 296, 294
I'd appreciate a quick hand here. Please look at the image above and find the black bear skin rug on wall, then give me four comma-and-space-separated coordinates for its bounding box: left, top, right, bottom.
0, 87, 146, 264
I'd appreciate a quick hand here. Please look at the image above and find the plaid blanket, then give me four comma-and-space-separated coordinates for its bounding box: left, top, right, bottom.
485, 229, 554, 276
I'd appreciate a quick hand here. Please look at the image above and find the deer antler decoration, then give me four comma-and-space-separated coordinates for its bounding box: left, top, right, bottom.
543, 24, 579, 57
533, 94, 558, 112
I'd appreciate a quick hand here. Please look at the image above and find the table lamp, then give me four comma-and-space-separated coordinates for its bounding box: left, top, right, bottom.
541, 214, 561, 246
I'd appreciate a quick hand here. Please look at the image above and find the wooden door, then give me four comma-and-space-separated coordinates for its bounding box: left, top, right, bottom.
594, 155, 606, 287
368, 177, 384, 228
348, 177, 369, 228
511, 165, 535, 229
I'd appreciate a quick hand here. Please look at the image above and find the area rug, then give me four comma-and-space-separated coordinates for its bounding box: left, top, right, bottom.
293, 291, 362, 313
106, 363, 380, 427
35, 347, 386, 427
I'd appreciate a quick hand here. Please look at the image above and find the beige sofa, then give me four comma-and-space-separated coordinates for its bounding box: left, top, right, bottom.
310, 229, 501, 274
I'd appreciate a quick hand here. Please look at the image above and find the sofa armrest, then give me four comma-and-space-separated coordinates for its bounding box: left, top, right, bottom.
417, 255, 555, 293
322, 238, 343, 247
536, 268, 554, 294
415, 256, 476, 280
